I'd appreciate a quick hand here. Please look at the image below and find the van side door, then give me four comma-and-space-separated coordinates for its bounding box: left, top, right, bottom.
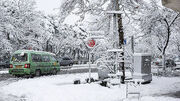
42, 55, 51, 73
31, 54, 42, 74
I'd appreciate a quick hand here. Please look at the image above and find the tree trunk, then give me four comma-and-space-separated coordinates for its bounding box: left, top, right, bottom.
161, 13, 179, 73
162, 54, 166, 72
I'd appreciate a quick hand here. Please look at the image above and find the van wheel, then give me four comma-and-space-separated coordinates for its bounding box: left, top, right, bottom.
14, 75, 21, 78
29, 74, 34, 78
52, 69, 57, 75
35, 70, 41, 77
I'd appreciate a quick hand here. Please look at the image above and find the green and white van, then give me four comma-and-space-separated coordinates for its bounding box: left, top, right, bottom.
9, 50, 60, 77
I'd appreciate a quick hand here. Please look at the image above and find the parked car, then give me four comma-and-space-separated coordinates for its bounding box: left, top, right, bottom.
0, 60, 10, 68
172, 67, 180, 76
174, 57, 180, 67
58, 57, 73, 66
152, 58, 162, 66
152, 58, 176, 67
166, 59, 176, 67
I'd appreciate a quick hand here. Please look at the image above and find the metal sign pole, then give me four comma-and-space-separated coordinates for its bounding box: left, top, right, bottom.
88, 51, 91, 83
86, 36, 105, 83
87, 38, 95, 83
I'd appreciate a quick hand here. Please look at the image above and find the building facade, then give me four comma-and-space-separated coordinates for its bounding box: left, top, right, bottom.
162, 0, 180, 11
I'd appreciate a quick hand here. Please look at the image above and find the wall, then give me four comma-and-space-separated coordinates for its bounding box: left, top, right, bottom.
162, 0, 180, 11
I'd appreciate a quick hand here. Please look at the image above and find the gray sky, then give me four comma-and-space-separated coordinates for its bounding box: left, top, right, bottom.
35, 0, 61, 15
35, 0, 78, 25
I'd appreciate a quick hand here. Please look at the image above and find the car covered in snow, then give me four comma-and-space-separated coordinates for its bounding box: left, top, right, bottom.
58, 57, 73, 66
152, 58, 176, 67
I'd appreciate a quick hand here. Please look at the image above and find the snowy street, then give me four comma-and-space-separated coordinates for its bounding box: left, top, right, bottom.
0, 0, 180, 101
0, 64, 97, 81
0, 72, 180, 101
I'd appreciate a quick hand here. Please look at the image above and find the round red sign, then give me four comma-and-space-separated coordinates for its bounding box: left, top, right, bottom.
87, 39, 95, 47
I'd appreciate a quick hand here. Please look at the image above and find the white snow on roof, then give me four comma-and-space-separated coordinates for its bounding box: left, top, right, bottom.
15, 50, 56, 56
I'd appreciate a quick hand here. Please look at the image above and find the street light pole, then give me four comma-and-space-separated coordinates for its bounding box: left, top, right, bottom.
88, 51, 91, 83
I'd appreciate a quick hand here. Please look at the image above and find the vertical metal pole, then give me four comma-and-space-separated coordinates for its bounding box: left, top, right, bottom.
131, 36, 134, 76
131, 36, 134, 54
126, 82, 128, 98
115, 52, 118, 72
88, 52, 91, 83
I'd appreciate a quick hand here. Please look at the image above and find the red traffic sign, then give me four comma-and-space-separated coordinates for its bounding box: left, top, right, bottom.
87, 39, 95, 48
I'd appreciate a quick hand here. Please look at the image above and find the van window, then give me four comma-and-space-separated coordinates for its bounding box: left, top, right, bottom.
11, 53, 27, 62
50, 56, 57, 62
31, 54, 42, 62
42, 55, 50, 62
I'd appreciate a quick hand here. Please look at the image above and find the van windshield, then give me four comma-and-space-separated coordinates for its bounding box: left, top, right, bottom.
11, 53, 28, 62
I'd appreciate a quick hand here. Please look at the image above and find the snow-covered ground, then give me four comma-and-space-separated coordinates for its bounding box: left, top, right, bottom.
0, 73, 180, 101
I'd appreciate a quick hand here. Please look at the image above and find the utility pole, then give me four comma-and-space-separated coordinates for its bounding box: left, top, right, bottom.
110, 0, 118, 48
111, 0, 125, 83
117, 4, 125, 84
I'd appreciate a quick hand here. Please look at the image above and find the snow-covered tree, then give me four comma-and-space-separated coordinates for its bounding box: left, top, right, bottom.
137, 0, 180, 71
0, 0, 47, 59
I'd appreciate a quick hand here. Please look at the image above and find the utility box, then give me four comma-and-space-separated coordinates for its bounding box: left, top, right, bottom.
133, 53, 152, 83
